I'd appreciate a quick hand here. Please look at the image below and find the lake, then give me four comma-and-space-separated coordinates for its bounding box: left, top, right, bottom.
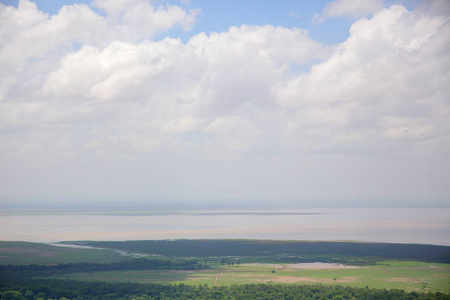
1, 207, 449, 246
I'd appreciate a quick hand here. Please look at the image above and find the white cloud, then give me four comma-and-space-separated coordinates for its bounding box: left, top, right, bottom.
379, 116, 435, 140
314, 0, 384, 23
276, 5, 449, 153
288, 11, 301, 19
0, 1, 449, 203
0, 3, 104, 70
91, 0, 200, 41
3, 2, 449, 157
0, 0, 198, 67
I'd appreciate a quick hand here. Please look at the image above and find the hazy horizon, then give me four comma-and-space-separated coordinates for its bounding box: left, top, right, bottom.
2, 207, 449, 246
1, 197, 450, 211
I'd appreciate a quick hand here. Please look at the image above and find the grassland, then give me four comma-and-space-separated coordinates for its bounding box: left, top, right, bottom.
0, 241, 127, 265
54, 261, 450, 293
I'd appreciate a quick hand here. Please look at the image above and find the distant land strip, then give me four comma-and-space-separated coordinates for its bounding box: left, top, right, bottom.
76, 240, 450, 264
189, 212, 320, 216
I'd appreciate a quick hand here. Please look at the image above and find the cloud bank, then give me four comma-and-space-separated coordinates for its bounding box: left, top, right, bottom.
0, 0, 449, 206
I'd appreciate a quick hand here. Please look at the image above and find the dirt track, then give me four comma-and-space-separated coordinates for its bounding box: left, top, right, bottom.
214, 273, 221, 286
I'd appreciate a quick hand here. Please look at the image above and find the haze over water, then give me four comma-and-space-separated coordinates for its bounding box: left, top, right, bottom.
1, 207, 449, 246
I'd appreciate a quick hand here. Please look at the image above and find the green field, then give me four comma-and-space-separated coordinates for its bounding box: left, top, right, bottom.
54, 261, 450, 293
0, 241, 127, 265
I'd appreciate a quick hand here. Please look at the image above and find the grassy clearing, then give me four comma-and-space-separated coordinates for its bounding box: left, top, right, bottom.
53, 270, 198, 283
218, 263, 450, 293
375, 260, 450, 268
0, 241, 127, 265
57, 262, 450, 293
56, 269, 219, 286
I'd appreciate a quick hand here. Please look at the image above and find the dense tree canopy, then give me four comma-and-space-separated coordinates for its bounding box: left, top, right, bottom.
1, 280, 449, 300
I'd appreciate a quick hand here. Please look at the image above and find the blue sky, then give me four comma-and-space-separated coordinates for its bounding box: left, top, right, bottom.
1, 0, 362, 43
0, 0, 449, 208
1, 0, 420, 46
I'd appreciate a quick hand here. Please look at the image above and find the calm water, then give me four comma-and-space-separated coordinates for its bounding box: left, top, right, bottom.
1, 207, 449, 246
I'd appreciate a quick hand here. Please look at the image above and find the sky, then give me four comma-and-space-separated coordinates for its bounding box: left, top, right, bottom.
0, 0, 449, 209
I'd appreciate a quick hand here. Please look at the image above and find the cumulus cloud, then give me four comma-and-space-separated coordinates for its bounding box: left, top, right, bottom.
276, 5, 449, 153
31, 24, 324, 158
91, 0, 200, 41
0, 0, 449, 203
314, 0, 384, 23
2, 1, 449, 157
0, 0, 198, 69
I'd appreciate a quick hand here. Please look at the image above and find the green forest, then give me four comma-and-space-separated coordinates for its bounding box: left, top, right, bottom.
78, 240, 450, 263
2, 280, 450, 300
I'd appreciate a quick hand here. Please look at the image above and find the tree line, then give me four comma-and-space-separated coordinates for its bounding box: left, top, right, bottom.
0, 258, 208, 280
1, 280, 449, 300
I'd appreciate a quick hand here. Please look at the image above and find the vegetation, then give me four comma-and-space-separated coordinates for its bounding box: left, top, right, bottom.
0, 240, 449, 299
1, 279, 449, 299
53, 261, 450, 293
0, 242, 126, 265
76, 240, 450, 263
0, 258, 208, 280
